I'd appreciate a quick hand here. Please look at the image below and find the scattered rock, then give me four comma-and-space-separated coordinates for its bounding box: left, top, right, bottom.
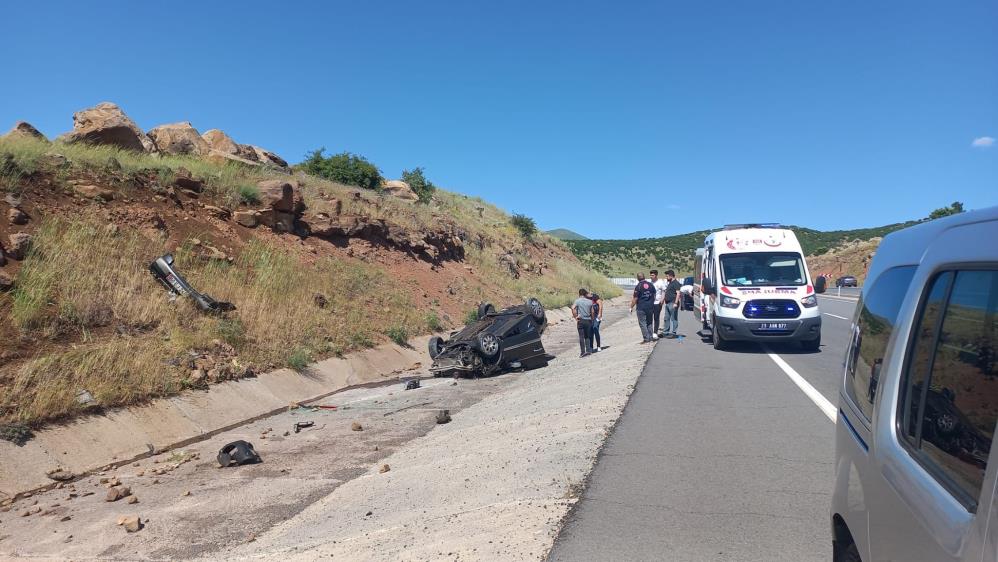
74, 184, 115, 201
105, 486, 131, 502
351, 421, 363, 432
127, 496, 138, 504
365, 511, 373, 517
7, 208, 27, 227
0, 272, 13, 291
233, 210, 258, 228
37, 152, 69, 168
59, 102, 155, 152
201, 129, 259, 162
117, 515, 142, 533
436, 410, 452, 424
173, 168, 204, 192
313, 293, 328, 308
147, 122, 210, 156
203, 205, 231, 220
7, 233, 32, 260
379, 464, 391, 473
247, 145, 289, 169
3, 121, 46, 141
256, 180, 297, 213
45, 469, 74, 482
182, 490, 191, 497
60, 515, 72, 522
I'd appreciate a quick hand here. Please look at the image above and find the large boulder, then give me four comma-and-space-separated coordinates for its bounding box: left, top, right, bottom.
201, 129, 259, 161
256, 180, 297, 213
60, 102, 155, 152
248, 146, 288, 169
382, 180, 419, 203
147, 122, 210, 156
3, 121, 47, 141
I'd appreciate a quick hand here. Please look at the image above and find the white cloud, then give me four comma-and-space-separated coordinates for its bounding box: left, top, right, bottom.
971, 136, 995, 148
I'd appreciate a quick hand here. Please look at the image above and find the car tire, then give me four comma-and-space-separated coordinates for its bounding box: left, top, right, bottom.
801, 335, 821, 351
712, 318, 728, 351
833, 540, 862, 562
428, 336, 444, 359
526, 297, 545, 323
476, 332, 501, 358
477, 302, 495, 320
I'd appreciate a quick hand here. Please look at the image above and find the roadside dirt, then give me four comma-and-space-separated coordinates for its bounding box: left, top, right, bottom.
0, 300, 637, 560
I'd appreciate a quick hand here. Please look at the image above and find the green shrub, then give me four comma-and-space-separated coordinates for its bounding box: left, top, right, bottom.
300, 148, 383, 190
465, 308, 479, 324
237, 184, 261, 205
386, 326, 409, 346
425, 311, 442, 332
401, 167, 436, 203
511, 213, 538, 239
287, 348, 311, 372
217, 318, 246, 348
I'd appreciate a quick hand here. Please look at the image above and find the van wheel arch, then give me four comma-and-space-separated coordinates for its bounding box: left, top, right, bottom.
832, 514, 862, 562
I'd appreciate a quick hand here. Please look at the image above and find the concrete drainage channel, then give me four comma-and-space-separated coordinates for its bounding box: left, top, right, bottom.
0, 297, 658, 560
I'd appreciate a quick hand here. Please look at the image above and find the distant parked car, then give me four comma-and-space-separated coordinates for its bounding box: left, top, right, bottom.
835, 275, 858, 287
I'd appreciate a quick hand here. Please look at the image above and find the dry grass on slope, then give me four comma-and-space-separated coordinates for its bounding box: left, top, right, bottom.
1, 218, 425, 425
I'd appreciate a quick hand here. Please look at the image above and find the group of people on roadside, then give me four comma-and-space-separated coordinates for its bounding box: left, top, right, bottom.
571, 288, 604, 357
630, 269, 682, 344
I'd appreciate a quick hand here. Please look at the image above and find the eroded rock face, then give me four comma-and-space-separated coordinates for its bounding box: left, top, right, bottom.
4, 121, 47, 141
60, 102, 155, 152
256, 180, 298, 213
382, 180, 419, 202
7, 233, 32, 260
147, 122, 210, 156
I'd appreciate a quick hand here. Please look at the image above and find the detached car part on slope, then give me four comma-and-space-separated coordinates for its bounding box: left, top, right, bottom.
428, 298, 550, 378
149, 254, 236, 313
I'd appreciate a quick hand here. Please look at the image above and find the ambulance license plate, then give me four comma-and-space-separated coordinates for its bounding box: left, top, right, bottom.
757, 323, 788, 331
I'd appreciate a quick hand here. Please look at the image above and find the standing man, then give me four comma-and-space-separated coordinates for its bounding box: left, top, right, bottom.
630, 273, 656, 343
572, 288, 595, 357
650, 270, 666, 339
589, 291, 603, 352
663, 270, 682, 338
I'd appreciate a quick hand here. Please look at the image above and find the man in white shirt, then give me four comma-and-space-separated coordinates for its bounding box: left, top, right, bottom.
650, 270, 667, 339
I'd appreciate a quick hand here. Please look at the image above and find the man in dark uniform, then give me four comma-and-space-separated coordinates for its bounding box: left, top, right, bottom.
630, 273, 657, 343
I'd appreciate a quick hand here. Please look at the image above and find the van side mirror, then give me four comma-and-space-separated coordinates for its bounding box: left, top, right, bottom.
814, 276, 827, 294
164, 253, 175, 266
702, 278, 715, 296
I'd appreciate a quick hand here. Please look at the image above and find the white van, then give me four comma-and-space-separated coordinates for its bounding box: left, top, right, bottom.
831, 206, 998, 562
694, 224, 825, 350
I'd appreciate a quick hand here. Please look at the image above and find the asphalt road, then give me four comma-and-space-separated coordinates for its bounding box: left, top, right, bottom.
549, 294, 859, 562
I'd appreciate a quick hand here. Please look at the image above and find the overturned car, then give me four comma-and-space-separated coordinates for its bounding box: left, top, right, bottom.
429, 298, 550, 378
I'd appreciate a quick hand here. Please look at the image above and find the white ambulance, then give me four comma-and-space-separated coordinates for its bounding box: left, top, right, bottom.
693, 224, 825, 350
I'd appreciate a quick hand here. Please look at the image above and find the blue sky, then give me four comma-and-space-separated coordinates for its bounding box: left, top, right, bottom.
1, 0, 995, 239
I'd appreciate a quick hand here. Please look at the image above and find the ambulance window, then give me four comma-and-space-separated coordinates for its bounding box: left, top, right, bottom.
844, 265, 916, 421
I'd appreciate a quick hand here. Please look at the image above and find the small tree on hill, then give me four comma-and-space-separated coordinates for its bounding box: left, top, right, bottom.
511, 213, 538, 239
928, 201, 965, 220
300, 148, 383, 190
401, 167, 436, 203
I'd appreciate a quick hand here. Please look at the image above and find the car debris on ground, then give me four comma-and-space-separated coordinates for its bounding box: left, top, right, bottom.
149, 254, 235, 313
216, 440, 261, 467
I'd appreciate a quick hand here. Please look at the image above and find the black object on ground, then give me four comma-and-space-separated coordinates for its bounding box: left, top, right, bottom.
404, 379, 421, 390
436, 410, 452, 424
149, 254, 236, 313
429, 297, 551, 378
293, 421, 315, 433
217, 440, 261, 467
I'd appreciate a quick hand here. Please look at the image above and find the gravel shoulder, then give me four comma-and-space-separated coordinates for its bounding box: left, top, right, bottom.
0, 298, 651, 561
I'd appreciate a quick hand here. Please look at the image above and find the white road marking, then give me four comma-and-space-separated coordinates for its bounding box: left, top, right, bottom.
763, 347, 837, 423
823, 312, 850, 320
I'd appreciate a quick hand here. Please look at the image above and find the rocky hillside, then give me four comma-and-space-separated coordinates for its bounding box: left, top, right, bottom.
0, 102, 617, 430
806, 237, 882, 285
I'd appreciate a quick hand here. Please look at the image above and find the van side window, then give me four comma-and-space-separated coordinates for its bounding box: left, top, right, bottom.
897, 270, 998, 511
844, 266, 917, 420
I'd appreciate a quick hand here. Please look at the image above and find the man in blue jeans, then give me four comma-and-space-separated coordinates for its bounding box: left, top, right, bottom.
662, 270, 682, 338
630, 273, 656, 343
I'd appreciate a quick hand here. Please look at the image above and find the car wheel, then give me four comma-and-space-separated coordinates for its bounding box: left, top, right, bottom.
801, 335, 821, 351
712, 319, 728, 351
833, 540, 862, 562
477, 302, 495, 320
526, 297, 545, 323
476, 332, 501, 358
428, 336, 444, 359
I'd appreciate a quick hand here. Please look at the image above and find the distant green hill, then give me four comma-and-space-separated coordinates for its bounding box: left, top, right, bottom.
566, 221, 920, 277
546, 228, 588, 241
